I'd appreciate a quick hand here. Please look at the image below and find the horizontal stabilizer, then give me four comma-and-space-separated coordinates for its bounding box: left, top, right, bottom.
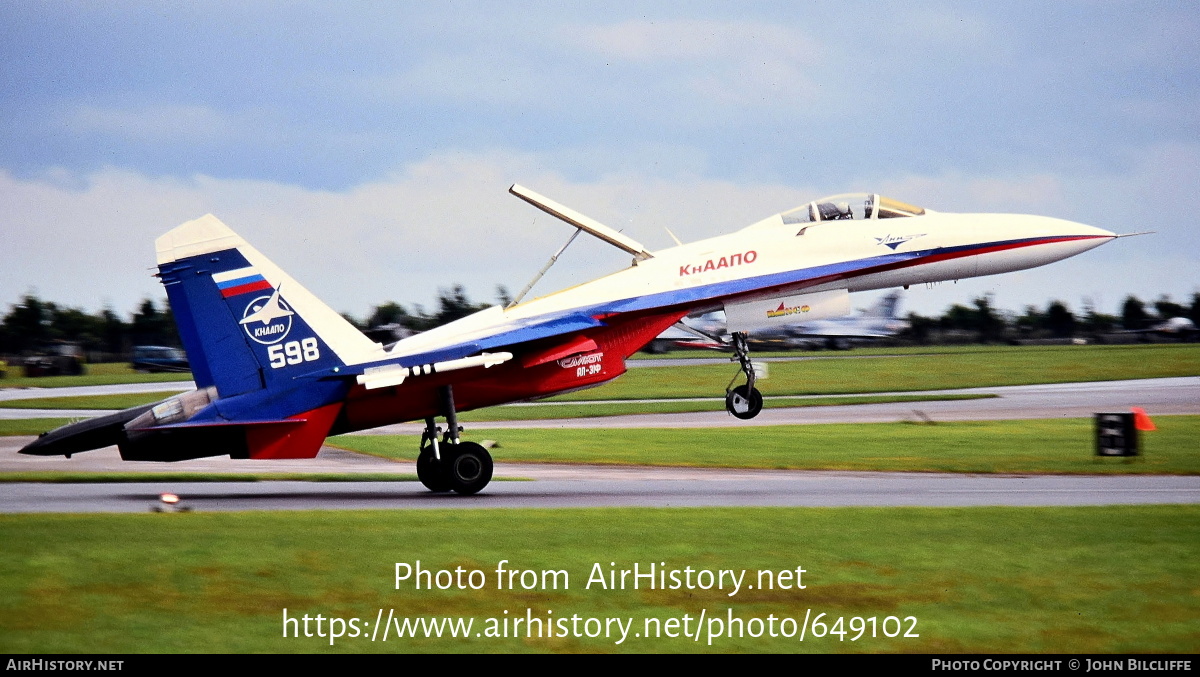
19, 405, 155, 456
118, 402, 342, 461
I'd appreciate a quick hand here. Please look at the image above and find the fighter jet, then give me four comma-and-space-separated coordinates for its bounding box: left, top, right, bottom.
22, 188, 1117, 494
1118, 316, 1199, 342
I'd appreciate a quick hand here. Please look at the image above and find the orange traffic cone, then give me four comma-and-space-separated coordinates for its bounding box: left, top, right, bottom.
1131, 407, 1156, 432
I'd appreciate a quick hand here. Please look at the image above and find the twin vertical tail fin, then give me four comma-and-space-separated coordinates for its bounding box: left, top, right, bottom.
155, 214, 382, 398
866, 291, 902, 319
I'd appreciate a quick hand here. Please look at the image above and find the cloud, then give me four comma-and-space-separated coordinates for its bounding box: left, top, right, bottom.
60, 104, 236, 143
1, 143, 1195, 322
571, 19, 823, 111
572, 19, 817, 64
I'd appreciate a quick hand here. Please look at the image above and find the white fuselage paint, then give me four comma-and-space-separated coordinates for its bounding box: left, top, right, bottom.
390, 210, 1114, 360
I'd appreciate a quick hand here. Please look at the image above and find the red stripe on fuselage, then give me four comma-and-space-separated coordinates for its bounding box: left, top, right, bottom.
723, 235, 1108, 306
907, 235, 1105, 265
843, 235, 1110, 284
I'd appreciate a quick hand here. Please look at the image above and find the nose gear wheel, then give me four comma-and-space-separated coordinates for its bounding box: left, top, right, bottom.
724, 331, 764, 419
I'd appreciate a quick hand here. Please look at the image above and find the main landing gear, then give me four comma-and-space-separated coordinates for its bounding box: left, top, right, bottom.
724, 331, 763, 420
417, 386, 493, 495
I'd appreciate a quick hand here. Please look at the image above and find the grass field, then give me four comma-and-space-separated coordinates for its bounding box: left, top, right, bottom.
331, 416, 1200, 475
0, 362, 191, 389
628, 343, 1195, 360
1, 506, 1195, 653
0, 393, 181, 410
0, 420, 75, 436
561, 344, 1200, 400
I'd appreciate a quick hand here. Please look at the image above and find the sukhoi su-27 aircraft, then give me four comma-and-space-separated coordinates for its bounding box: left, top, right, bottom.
22, 186, 1119, 494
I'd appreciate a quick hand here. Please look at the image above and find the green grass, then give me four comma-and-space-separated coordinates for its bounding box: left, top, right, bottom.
0, 506, 1195, 652
631, 343, 1178, 359
0, 362, 191, 389
0, 393, 181, 410
331, 416, 1200, 474
558, 344, 1200, 400
457, 393, 992, 421
0, 419, 76, 436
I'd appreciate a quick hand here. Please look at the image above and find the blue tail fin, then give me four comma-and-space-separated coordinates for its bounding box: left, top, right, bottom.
156, 215, 382, 398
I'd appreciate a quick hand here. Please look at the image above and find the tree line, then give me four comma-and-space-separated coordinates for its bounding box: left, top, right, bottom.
1, 286, 1196, 358
905, 293, 1200, 343
0, 284, 508, 359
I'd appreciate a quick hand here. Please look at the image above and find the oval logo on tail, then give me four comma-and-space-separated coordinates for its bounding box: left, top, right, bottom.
239, 290, 295, 345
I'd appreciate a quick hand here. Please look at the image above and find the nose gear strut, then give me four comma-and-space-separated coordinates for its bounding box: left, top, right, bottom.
724, 331, 763, 419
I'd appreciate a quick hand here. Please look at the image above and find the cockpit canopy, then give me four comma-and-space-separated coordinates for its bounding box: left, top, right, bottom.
780, 193, 927, 225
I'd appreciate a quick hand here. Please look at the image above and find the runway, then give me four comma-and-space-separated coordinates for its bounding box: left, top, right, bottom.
3, 467, 1197, 513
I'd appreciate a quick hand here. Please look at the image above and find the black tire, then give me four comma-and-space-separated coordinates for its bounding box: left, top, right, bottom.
416, 445, 452, 492
725, 385, 764, 420
444, 442, 493, 495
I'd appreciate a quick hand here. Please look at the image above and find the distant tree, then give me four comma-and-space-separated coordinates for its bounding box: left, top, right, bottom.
99, 307, 127, 354
130, 298, 179, 346
496, 284, 513, 307
1190, 292, 1200, 325
974, 295, 1004, 342
367, 302, 404, 326
904, 312, 936, 344
1154, 295, 1186, 320
1045, 300, 1076, 338
940, 303, 975, 332
1121, 296, 1150, 330
1079, 298, 1116, 335
432, 285, 489, 327
49, 306, 102, 348
2, 294, 51, 352
935, 297, 1005, 342
1015, 305, 1045, 335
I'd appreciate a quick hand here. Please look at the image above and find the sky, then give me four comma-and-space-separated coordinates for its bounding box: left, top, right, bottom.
1, 1, 1197, 321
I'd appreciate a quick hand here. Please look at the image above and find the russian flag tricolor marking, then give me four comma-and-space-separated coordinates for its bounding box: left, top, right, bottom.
214, 266, 273, 298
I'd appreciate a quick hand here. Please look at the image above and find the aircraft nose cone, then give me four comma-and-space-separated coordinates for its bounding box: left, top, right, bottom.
1028, 216, 1116, 263
1032, 215, 1114, 240
1025, 215, 1116, 250
1073, 221, 1116, 240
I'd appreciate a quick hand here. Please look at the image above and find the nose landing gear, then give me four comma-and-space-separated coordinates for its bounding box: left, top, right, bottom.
724, 331, 763, 419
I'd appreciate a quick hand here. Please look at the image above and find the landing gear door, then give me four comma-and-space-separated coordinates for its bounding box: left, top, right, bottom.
724, 289, 851, 334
